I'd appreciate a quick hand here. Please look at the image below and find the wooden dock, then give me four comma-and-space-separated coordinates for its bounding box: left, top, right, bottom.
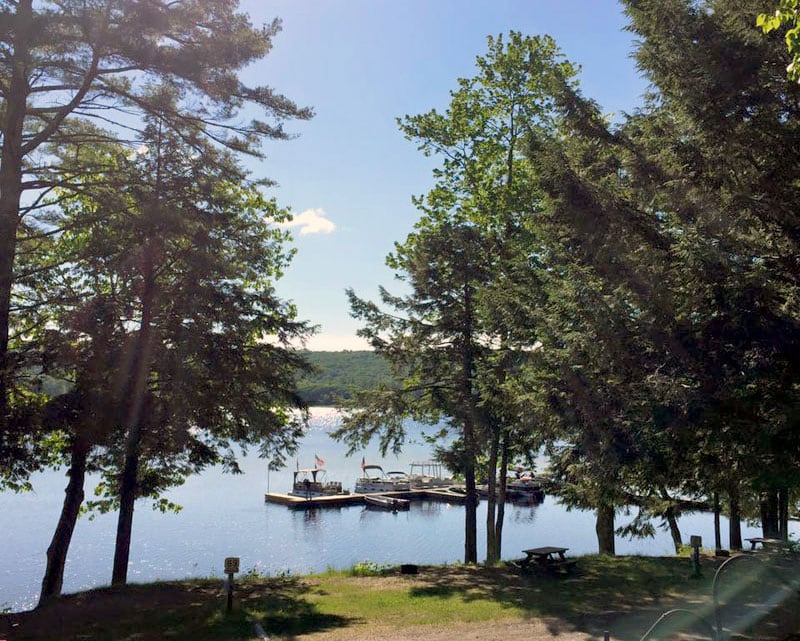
265, 487, 467, 509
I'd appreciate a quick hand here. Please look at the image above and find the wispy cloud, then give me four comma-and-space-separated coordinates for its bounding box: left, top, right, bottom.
279, 208, 336, 235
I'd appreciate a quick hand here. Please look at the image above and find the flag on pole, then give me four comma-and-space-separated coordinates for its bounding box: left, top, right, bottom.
361, 456, 366, 473
314, 454, 325, 468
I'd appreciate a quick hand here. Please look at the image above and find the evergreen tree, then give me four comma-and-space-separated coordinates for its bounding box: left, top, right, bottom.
32, 107, 310, 597
0, 0, 312, 484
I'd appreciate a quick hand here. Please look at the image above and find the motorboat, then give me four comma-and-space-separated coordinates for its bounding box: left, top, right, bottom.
506, 470, 545, 502
289, 468, 348, 498
408, 460, 454, 488
364, 495, 410, 511
354, 464, 411, 493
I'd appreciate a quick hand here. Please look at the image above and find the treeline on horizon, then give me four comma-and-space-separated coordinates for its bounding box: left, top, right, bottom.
297, 351, 394, 406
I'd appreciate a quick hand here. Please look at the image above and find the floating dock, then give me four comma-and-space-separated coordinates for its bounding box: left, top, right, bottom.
265, 487, 467, 509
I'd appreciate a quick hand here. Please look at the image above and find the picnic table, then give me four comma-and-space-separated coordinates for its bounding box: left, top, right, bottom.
746, 537, 784, 551
520, 546, 577, 574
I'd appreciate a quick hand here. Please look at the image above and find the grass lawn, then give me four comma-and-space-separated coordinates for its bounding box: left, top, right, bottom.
1, 554, 797, 641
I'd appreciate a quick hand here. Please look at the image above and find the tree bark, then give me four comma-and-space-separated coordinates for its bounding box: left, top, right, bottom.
0, 0, 32, 438
485, 421, 500, 565
596, 503, 616, 555
111, 242, 158, 585
761, 489, 780, 539
39, 434, 90, 603
778, 487, 789, 541
494, 433, 509, 560
728, 486, 742, 550
665, 506, 682, 554
463, 416, 478, 564
713, 492, 722, 552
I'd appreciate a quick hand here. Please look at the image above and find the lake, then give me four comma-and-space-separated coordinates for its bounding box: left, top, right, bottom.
0, 408, 778, 612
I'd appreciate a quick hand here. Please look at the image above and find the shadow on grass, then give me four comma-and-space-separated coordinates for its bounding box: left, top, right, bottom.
0, 576, 355, 641
406, 554, 800, 641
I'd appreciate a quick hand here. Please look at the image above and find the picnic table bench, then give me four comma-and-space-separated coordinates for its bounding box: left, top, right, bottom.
520, 546, 577, 574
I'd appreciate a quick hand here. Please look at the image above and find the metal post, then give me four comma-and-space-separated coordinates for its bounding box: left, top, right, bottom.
227, 571, 234, 612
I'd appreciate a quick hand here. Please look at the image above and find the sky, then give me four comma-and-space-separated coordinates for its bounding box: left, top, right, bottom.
236, 1, 650, 350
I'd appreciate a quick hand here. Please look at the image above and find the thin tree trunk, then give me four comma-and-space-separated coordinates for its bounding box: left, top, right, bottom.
40, 434, 90, 603
713, 492, 722, 552
112, 245, 158, 585
596, 503, 615, 555
778, 487, 789, 541
494, 433, 509, 560
729, 485, 742, 551
463, 411, 478, 564
665, 507, 682, 554
660, 487, 682, 553
485, 422, 500, 565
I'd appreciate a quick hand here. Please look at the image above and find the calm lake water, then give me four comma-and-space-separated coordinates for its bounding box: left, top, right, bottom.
0, 408, 780, 612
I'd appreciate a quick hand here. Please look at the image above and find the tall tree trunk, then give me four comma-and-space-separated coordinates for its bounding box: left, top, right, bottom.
596, 503, 616, 555
778, 487, 789, 541
112, 442, 140, 585
728, 485, 742, 551
0, 0, 32, 438
39, 434, 90, 603
460, 275, 478, 565
463, 414, 478, 564
485, 422, 500, 565
112, 247, 158, 585
713, 492, 722, 552
494, 433, 509, 560
665, 507, 682, 554
761, 489, 780, 539
660, 487, 682, 553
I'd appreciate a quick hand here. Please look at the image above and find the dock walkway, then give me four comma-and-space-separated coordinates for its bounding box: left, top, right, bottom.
265, 487, 466, 509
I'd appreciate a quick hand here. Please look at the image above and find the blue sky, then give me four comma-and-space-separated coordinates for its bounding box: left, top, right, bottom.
237, 1, 649, 350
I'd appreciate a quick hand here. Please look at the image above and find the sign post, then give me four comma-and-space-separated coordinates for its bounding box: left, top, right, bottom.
224, 556, 240, 613
689, 535, 702, 578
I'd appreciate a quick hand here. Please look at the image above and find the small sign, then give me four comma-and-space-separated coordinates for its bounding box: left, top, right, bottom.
690, 535, 702, 548
224, 557, 240, 574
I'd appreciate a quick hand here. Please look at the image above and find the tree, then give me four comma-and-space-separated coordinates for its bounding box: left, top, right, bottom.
0, 0, 312, 484
396, 32, 576, 564
33, 105, 311, 598
340, 221, 492, 564
517, 0, 800, 551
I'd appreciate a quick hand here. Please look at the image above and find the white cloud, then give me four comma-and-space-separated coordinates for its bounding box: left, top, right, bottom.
280, 208, 336, 235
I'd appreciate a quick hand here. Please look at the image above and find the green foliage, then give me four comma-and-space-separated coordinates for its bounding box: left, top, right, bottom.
758, 0, 800, 80
296, 351, 396, 405
346, 561, 394, 577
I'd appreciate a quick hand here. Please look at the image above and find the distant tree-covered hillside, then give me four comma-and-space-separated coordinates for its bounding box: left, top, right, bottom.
297, 351, 395, 406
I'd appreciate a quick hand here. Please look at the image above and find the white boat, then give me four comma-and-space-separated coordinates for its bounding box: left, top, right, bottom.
506, 470, 545, 503
408, 460, 454, 488
364, 494, 410, 511
289, 468, 348, 498
354, 464, 411, 493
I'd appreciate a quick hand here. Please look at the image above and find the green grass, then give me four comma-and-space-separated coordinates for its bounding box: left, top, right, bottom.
0, 555, 761, 641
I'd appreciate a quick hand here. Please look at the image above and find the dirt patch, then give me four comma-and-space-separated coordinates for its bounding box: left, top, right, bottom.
294, 619, 593, 641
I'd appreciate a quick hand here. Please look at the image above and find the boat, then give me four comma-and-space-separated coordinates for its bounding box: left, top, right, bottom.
476, 470, 546, 503
506, 470, 546, 503
408, 460, 454, 488
288, 468, 349, 498
364, 494, 410, 511
354, 464, 411, 493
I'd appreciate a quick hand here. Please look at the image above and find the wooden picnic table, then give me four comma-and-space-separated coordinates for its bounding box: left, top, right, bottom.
746, 537, 784, 551
520, 546, 576, 573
